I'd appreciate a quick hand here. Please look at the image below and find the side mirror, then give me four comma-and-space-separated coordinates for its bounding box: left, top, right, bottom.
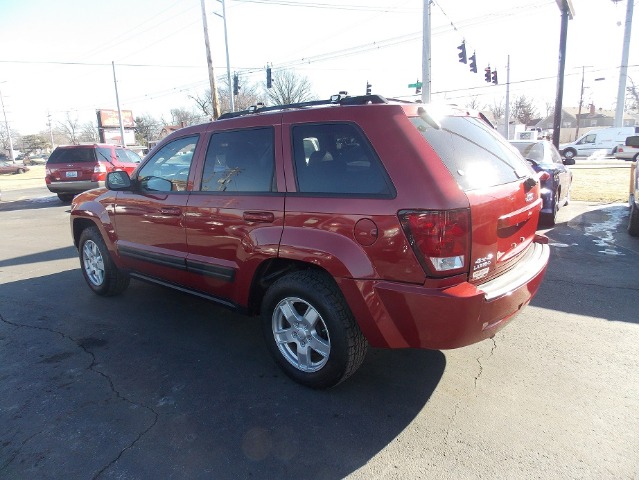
106, 170, 132, 190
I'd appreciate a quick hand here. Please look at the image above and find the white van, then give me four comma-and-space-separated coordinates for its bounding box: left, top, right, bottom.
560, 126, 639, 160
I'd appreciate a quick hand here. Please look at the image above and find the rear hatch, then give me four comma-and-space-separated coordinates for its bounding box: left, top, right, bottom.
46, 147, 97, 182
409, 112, 541, 283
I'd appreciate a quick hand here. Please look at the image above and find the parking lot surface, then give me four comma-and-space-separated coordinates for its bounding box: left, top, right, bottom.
1, 187, 638, 479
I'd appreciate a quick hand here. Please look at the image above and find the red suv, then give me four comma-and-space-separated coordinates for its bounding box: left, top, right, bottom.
46, 144, 141, 202
70, 94, 549, 388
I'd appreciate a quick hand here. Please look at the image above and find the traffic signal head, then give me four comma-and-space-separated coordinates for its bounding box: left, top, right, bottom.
457, 41, 467, 64
366, 82, 372, 95
233, 73, 239, 96
469, 52, 477, 73
266, 66, 272, 89
491, 70, 498, 85
484, 66, 491, 83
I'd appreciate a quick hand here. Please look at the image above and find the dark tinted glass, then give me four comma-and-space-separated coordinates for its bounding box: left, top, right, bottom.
410, 116, 531, 191
292, 123, 393, 196
47, 147, 96, 164
201, 128, 275, 192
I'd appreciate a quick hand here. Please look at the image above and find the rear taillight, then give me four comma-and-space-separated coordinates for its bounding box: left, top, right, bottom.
399, 209, 470, 276
91, 162, 108, 182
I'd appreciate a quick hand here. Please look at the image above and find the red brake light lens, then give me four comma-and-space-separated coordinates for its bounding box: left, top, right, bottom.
399, 209, 470, 275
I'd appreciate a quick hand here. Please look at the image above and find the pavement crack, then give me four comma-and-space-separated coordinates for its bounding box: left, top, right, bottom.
0, 312, 159, 479
474, 338, 497, 388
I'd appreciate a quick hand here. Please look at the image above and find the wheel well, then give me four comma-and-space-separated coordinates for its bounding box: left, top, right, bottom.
72, 218, 97, 248
247, 259, 331, 315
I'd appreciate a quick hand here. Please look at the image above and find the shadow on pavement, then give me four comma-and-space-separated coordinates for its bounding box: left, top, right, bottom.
0, 246, 77, 268
0, 196, 65, 212
532, 203, 639, 325
0, 271, 445, 479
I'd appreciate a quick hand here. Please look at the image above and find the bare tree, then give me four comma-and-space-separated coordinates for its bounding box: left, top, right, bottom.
266, 69, 315, 106
545, 101, 554, 117
191, 75, 265, 117
464, 96, 482, 110
134, 114, 162, 145
510, 95, 539, 126
167, 107, 202, 127
57, 112, 81, 145
488, 98, 505, 122
627, 77, 639, 113
79, 122, 99, 143
0, 121, 18, 156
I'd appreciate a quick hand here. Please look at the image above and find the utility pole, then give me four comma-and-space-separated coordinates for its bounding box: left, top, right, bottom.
551, 0, 574, 149
575, 66, 587, 139
201, 0, 220, 119
47, 112, 55, 150
0, 85, 15, 162
220, 0, 234, 113
421, 0, 431, 103
112, 62, 126, 147
614, 0, 634, 128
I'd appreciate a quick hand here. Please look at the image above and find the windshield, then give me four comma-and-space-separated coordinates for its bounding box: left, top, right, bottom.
410, 115, 532, 191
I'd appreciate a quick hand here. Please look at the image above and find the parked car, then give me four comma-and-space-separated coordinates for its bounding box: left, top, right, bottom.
0, 160, 29, 175
560, 126, 639, 160
45, 144, 141, 202
615, 135, 639, 162
70, 93, 550, 388
510, 140, 573, 226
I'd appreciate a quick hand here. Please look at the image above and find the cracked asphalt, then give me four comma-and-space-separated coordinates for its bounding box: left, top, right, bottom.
1, 187, 638, 479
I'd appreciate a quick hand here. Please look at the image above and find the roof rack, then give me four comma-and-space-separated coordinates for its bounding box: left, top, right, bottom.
217, 93, 389, 120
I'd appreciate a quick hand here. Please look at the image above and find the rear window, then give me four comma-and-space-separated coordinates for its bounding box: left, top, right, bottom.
47, 148, 96, 164
410, 115, 531, 191
511, 142, 548, 164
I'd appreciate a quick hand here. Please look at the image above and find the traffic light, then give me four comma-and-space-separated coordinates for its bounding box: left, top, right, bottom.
457, 41, 467, 64
266, 66, 272, 89
233, 73, 239, 96
484, 66, 491, 83
366, 82, 372, 95
469, 52, 477, 73
491, 70, 498, 85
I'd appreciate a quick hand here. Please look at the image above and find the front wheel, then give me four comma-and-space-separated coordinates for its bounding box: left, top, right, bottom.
79, 227, 130, 296
563, 148, 576, 160
261, 270, 368, 389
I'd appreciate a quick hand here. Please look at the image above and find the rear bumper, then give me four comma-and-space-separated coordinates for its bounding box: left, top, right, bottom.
341, 235, 550, 350
47, 180, 104, 194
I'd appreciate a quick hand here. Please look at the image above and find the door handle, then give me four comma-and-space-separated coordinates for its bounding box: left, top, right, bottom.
243, 211, 275, 223
160, 207, 182, 216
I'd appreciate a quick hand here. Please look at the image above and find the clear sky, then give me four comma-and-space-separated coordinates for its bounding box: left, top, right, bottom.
0, 0, 636, 135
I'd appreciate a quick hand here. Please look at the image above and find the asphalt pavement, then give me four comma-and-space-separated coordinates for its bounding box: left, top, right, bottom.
0, 186, 638, 479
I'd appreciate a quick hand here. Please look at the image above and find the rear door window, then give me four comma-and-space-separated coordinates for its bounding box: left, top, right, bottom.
410, 116, 531, 191
292, 123, 394, 196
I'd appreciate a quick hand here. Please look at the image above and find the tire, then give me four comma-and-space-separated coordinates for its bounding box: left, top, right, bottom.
78, 227, 130, 296
563, 148, 576, 161
261, 270, 368, 389
629, 202, 639, 237
57, 193, 74, 202
633, 153, 639, 163
17, 168, 25, 174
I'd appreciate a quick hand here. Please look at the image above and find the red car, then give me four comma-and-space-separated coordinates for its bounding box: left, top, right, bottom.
0, 160, 29, 175
70, 94, 549, 388
45, 144, 141, 202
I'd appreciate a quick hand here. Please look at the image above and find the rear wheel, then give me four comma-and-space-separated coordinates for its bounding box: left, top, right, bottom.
629, 202, 639, 237
79, 227, 130, 296
261, 270, 368, 389
17, 168, 25, 174
57, 193, 74, 202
